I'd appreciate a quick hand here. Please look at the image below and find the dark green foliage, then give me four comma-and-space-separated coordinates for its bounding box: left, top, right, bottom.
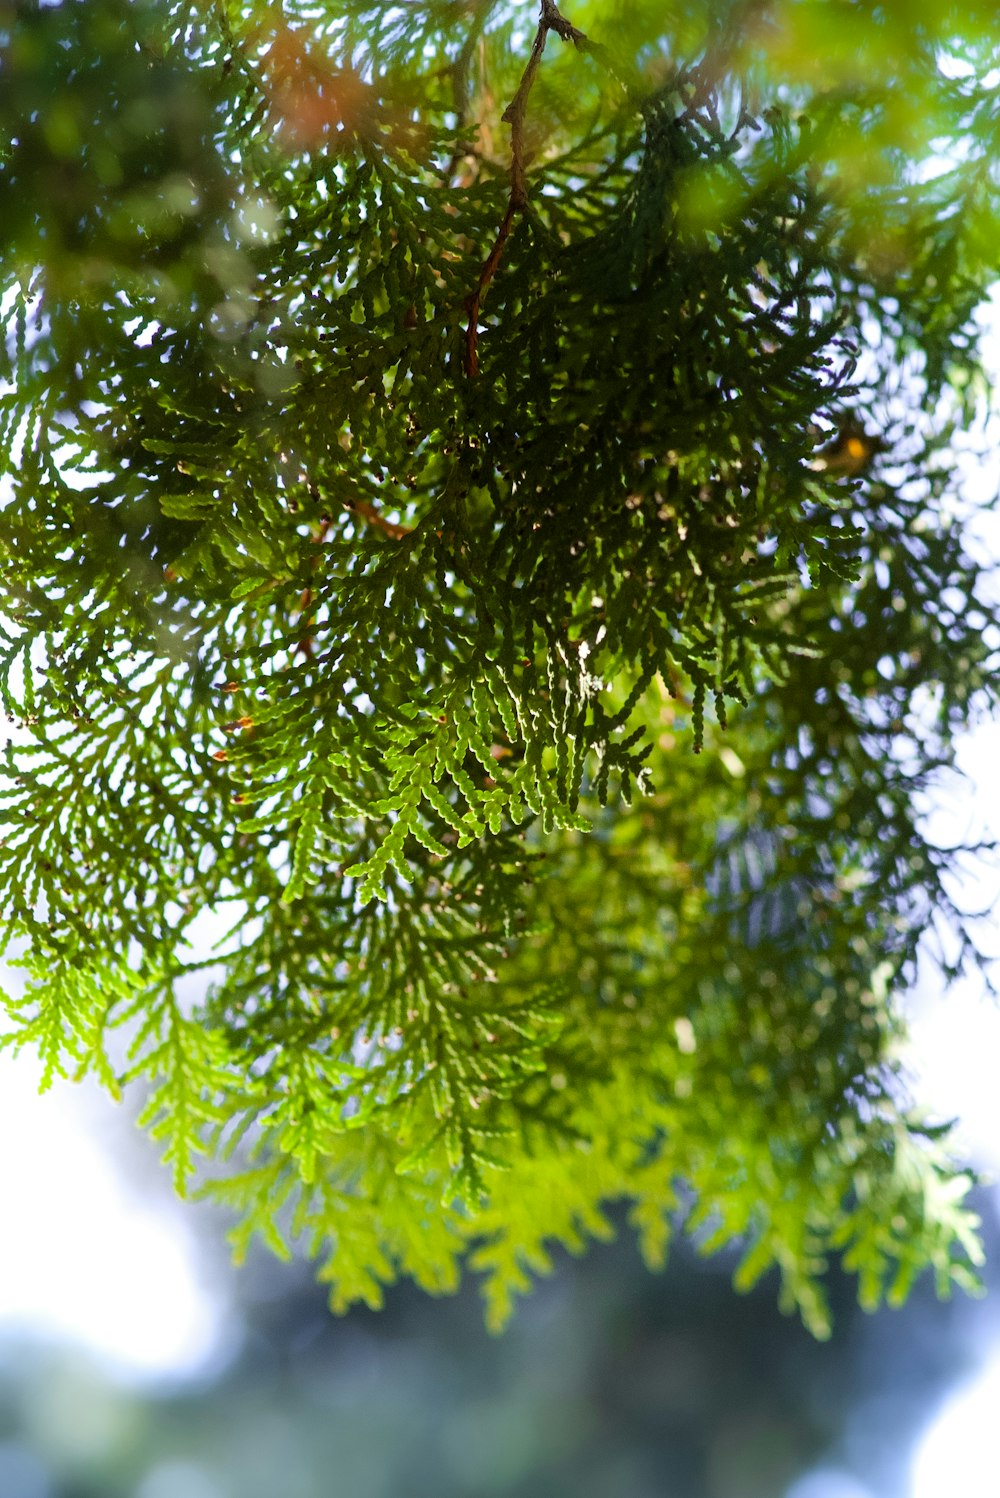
1, 0, 998, 1333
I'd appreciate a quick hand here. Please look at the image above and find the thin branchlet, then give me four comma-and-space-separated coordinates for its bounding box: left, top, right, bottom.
464, 0, 588, 377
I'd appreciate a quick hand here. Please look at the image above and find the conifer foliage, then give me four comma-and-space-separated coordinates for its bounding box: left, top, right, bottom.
1, 0, 999, 1332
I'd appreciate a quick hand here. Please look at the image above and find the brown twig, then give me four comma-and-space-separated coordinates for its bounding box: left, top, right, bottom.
463, 0, 587, 378
307, 480, 413, 541
294, 496, 411, 656
343, 498, 412, 540
295, 514, 332, 660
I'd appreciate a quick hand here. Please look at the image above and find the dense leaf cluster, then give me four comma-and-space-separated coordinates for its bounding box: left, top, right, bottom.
1, 0, 998, 1332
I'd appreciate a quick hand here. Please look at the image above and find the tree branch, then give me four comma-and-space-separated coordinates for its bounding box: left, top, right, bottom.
463, 0, 587, 378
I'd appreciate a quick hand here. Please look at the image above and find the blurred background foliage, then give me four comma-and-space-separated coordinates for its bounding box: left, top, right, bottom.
0, 1174, 997, 1498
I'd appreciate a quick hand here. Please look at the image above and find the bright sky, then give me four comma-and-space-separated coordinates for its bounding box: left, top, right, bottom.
910, 1352, 1000, 1498
0, 1038, 232, 1383
906, 718, 1000, 1176
903, 716, 1000, 1498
